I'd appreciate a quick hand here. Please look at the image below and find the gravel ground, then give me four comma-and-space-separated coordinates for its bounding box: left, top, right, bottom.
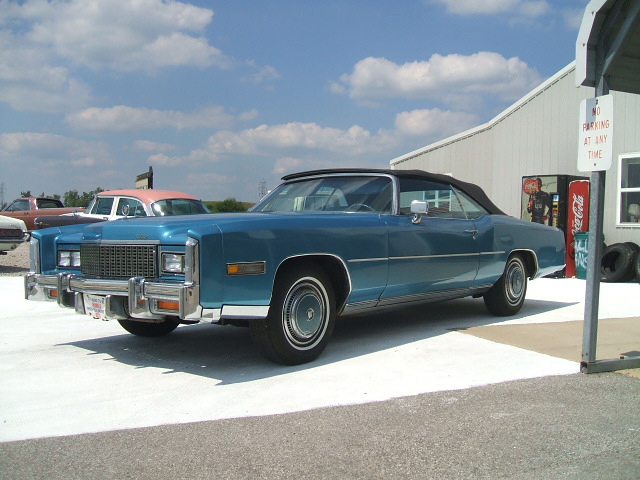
0, 242, 30, 276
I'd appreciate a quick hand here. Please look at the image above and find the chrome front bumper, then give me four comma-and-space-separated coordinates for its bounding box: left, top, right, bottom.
24, 272, 202, 321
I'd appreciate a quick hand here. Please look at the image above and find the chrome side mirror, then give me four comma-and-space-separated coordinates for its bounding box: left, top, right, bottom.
410, 200, 428, 224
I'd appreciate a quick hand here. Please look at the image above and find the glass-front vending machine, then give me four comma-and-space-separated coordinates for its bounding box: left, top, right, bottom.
521, 175, 589, 277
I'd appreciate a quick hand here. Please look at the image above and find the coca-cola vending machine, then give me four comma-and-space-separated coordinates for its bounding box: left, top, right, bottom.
521, 175, 590, 277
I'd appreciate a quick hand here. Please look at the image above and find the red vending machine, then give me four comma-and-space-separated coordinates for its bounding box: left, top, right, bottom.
521, 175, 590, 277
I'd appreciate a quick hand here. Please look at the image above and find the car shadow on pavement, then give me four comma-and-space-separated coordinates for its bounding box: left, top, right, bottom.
0, 265, 29, 275
59, 296, 578, 385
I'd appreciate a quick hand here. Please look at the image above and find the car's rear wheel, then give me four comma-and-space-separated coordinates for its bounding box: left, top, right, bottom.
484, 254, 527, 316
250, 265, 336, 365
117, 318, 180, 337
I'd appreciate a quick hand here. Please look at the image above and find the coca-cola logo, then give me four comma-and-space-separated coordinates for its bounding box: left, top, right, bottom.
571, 193, 584, 233
523, 178, 538, 194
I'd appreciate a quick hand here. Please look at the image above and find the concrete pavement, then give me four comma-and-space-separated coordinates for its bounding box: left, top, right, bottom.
0, 275, 638, 478
1, 373, 639, 479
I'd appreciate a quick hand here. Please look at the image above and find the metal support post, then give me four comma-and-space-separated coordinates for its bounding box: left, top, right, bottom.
580, 170, 605, 372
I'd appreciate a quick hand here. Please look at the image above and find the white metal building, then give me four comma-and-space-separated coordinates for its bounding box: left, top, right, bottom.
390, 61, 640, 245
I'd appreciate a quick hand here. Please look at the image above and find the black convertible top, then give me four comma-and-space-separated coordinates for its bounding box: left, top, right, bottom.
282, 168, 507, 216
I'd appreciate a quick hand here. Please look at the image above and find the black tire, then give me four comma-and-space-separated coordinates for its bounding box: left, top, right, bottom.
627, 242, 640, 254
250, 264, 336, 365
627, 242, 640, 281
484, 255, 527, 316
117, 318, 180, 337
601, 243, 636, 283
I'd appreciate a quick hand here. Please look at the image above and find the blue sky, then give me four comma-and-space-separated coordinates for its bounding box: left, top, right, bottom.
0, 0, 588, 203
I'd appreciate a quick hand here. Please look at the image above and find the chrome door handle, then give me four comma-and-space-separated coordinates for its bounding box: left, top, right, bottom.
464, 229, 478, 238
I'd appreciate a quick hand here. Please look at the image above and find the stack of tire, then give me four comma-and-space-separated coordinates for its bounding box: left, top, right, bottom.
601, 242, 640, 282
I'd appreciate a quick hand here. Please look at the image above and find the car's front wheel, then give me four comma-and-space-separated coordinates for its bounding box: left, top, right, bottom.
250, 265, 336, 365
117, 318, 180, 337
484, 254, 527, 316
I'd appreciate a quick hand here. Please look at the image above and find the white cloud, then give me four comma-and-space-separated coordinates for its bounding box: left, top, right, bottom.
518, 1, 550, 18
432, 0, 549, 17
66, 105, 248, 131
0, 132, 107, 158
24, 0, 227, 72
274, 157, 304, 175
335, 52, 543, 105
563, 7, 586, 30
69, 157, 98, 168
127, 32, 226, 70
148, 149, 219, 166
0, 132, 113, 178
0, 31, 92, 112
155, 108, 480, 170
0, 0, 230, 112
205, 122, 390, 158
243, 63, 281, 84
394, 109, 479, 138
133, 140, 176, 153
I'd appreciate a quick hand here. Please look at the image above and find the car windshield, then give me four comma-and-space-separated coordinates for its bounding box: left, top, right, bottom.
89, 197, 114, 215
151, 199, 210, 215
252, 176, 393, 214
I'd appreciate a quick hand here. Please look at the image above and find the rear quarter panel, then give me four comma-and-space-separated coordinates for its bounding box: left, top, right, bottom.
487, 215, 566, 279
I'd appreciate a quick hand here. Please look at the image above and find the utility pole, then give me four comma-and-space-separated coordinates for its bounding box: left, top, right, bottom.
258, 179, 267, 199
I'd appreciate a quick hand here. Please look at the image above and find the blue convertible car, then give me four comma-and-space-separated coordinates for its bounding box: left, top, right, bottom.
25, 169, 565, 364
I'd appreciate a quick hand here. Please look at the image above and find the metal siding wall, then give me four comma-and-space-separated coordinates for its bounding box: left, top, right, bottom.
393, 65, 640, 244
605, 93, 640, 244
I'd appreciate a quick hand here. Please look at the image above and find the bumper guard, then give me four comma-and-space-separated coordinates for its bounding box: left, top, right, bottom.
25, 272, 202, 321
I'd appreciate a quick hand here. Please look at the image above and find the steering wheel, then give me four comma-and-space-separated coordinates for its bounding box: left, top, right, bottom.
348, 203, 375, 212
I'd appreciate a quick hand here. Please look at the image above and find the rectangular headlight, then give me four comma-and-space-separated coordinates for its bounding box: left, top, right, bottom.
57, 250, 81, 268
29, 237, 40, 273
162, 253, 185, 273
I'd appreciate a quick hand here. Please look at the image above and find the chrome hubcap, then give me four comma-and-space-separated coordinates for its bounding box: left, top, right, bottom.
505, 261, 525, 305
283, 280, 327, 349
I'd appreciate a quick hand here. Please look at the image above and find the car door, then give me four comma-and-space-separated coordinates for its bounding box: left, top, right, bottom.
380, 178, 481, 305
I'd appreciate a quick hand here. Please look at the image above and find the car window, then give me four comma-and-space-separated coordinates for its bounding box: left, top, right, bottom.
452, 187, 488, 219
117, 198, 146, 216
5, 199, 30, 211
399, 178, 471, 219
254, 176, 393, 214
90, 197, 114, 215
36, 199, 62, 208
151, 199, 210, 216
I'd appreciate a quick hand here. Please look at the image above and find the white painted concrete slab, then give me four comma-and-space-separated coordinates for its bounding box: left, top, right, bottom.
1, 276, 636, 442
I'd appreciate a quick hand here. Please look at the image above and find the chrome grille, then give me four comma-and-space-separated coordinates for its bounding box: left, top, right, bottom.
81, 244, 157, 279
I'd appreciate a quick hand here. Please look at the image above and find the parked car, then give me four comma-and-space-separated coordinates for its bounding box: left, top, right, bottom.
34, 189, 210, 228
24, 169, 565, 364
1, 197, 84, 230
0, 214, 29, 254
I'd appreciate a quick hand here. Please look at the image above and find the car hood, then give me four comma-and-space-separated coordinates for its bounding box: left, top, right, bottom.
54, 211, 376, 244
0, 214, 27, 231
64, 212, 301, 243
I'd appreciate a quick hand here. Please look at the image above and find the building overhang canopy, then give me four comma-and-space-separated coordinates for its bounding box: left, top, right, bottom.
576, 0, 640, 94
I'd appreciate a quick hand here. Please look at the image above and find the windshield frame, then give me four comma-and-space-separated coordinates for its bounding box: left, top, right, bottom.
251, 173, 399, 214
